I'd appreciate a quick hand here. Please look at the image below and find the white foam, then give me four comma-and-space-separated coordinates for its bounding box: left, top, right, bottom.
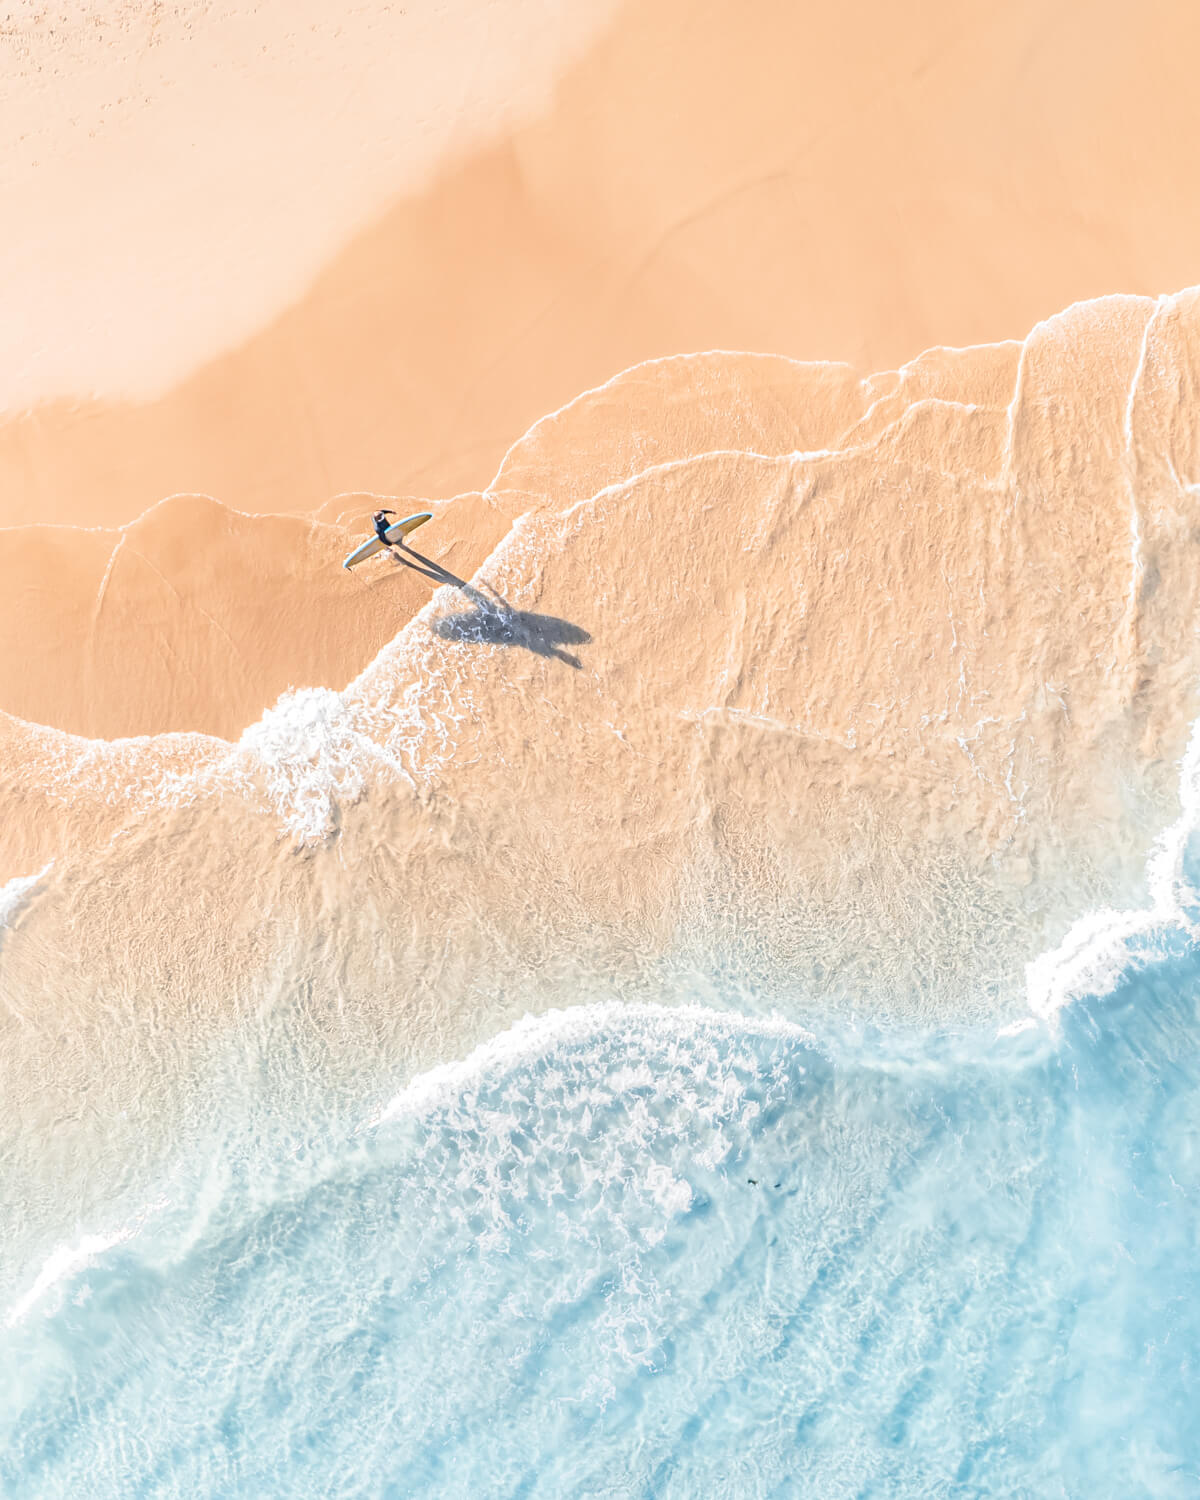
4, 1188, 177, 1329
0, 864, 50, 932
235, 687, 379, 843
1027, 708, 1200, 1017
4, 1230, 134, 1328
369, 1001, 814, 1129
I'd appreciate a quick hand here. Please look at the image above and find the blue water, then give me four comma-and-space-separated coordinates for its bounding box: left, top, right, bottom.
3, 913, 1200, 1500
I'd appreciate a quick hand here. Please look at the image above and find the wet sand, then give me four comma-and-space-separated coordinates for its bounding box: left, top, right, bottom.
5, 0, 1200, 1205
5, 0, 1200, 537
6, 293, 1200, 1000
0, 491, 514, 741
9, 3, 1200, 1453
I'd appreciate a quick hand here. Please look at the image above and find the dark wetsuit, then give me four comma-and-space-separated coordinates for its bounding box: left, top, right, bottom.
373, 511, 395, 545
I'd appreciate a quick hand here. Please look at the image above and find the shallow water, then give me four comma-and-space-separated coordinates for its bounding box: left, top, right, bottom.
3, 923, 1199, 1500
6, 298, 1200, 1496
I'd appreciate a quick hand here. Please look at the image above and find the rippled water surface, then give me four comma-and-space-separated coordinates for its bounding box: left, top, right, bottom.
7, 297, 1200, 1497
3, 947, 1198, 1499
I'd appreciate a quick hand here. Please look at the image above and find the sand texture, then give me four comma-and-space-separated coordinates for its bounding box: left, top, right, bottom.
5, 0, 1200, 528
6, 0, 1200, 1245
6, 293, 1200, 1031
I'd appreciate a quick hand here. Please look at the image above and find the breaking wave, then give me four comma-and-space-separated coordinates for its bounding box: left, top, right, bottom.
7, 291, 1200, 1493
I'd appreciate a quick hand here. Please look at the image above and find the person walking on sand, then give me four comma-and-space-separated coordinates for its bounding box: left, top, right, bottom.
372, 508, 397, 552
343, 507, 432, 569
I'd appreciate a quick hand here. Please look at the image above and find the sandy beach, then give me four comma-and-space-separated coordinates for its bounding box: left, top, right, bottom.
3, 0, 1200, 541
1, 0, 1199, 1031
4, 0, 1200, 743
7, 6, 1200, 1488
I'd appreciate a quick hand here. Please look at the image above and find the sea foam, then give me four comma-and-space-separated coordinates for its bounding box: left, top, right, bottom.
6, 294, 1200, 1493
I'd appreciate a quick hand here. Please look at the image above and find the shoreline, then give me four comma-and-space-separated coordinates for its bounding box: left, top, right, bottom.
2, 289, 1198, 1030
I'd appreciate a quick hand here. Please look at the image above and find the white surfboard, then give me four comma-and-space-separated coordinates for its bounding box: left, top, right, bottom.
342, 512, 433, 569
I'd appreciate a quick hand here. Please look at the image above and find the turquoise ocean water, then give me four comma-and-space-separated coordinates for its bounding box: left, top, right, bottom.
2, 793, 1199, 1498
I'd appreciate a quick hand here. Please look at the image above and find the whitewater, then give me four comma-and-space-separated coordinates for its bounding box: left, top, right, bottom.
4, 290, 1200, 1494
3, 902, 1199, 1495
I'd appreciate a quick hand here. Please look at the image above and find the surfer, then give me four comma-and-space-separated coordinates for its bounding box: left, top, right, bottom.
343, 508, 432, 569
372, 508, 397, 549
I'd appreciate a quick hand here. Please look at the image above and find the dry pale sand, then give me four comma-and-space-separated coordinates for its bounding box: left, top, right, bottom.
8, 281, 1200, 1237
9, 0, 1200, 1370
7, 292, 1200, 955
7, 288, 1200, 1212
4, 0, 1200, 531
5, 0, 1200, 1060
5, 0, 1200, 742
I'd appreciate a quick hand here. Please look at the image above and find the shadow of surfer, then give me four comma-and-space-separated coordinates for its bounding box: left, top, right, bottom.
392, 547, 591, 669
